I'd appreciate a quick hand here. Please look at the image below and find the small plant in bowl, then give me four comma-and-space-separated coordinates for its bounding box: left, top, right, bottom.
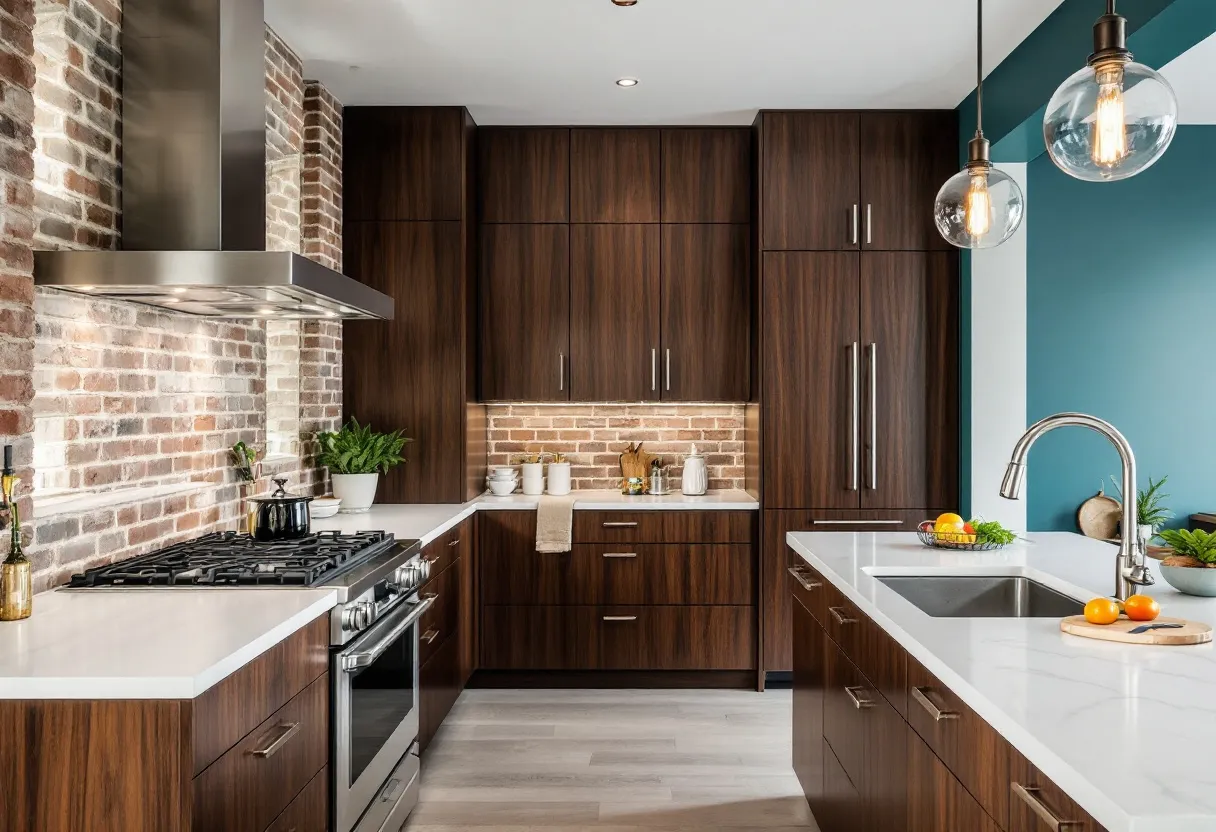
316, 419, 410, 513
1157, 528, 1216, 597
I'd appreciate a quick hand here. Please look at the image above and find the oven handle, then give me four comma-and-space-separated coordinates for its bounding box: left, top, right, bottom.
340, 596, 436, 672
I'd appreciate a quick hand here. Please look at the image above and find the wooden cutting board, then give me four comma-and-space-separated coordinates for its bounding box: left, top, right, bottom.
1060, 615, 1213, 645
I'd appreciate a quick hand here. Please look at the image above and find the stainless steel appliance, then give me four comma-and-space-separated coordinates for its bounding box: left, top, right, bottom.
66, 529, 433, 831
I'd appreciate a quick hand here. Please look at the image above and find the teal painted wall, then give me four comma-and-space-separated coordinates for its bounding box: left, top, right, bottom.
1026, 127, 1216, 530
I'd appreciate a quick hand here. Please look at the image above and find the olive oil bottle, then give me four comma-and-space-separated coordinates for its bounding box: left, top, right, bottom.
1, 445, 31, 621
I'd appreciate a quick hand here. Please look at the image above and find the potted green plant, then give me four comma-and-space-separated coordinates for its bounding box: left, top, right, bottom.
316, 419, 410, 513
1158, 529, 1216, 597
1110, 474, 1172, 549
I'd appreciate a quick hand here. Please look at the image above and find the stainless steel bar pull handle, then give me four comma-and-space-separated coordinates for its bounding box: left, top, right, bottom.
421, 628, 440, 644
602, 521, 638, 528
865, 203, 872, 244
665, 349, 671, 392
559, 352, 564, 392
651, 348, 657, 392
447, 538, 460, 547
851, 204, 859, 245
603, 615, 637, 622
250, 721, 301, 758
603, 552, 638, 558
911, 686, 959, 721
786, 565, 822, 592
828, 606, 856, 625
1011, 783, 1082, 830
844, 686, 873, 710
813, 519, 902, 526
849, 342, 859, 491
867, 342, 877, 490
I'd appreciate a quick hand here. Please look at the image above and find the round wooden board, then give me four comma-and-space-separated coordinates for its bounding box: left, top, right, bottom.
1077, 491, 1121, 540
1060, 615, 1213, 646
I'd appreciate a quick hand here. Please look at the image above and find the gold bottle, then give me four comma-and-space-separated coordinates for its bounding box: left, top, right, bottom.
0, 474, 31, 622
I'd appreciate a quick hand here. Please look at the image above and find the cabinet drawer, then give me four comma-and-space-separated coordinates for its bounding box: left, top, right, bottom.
1009, 749, 1108, 832
820, 730, 863, 832
482, 543, 754, 605
908, 730, 1000, 832
265, 766, 328, 832
482, 606, 602, 669
822, 580, 906, 716
786, 549, 826, 624
573, 511, 756, 544
193, 673, 329, 832
822, 635, 868, 790
822, 581, 863, 663
419, 558, 461, 667
599, 606, 755, 670
420, 628, 462, 751
796, 509, 935, 531
192, 615, 328, 775
420, 520, 470, 589
908, 657, 1009, 826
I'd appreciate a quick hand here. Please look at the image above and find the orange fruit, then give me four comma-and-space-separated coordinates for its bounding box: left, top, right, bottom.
1084, 598, 1120, 625
1124, 595, 1160, 622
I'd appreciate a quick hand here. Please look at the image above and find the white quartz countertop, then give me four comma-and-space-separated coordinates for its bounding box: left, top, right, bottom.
311, 489, 758, 544
0, 587, 336, 700
787, 531, 1216, 832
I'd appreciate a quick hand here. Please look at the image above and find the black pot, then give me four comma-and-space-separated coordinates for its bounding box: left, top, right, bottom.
248, 478, 313, 542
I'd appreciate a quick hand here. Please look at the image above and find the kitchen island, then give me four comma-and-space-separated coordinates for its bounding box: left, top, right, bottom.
788, 531, 1216, 832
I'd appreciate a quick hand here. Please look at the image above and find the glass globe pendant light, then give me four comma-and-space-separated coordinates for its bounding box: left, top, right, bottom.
1043, 0, 1178, 181
934, 0, 1025, 249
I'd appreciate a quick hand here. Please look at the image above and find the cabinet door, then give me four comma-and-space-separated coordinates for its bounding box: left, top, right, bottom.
479, 127, 570, 223
419, 629, 461, 751
908, 730, 1001, 832
661, 224, 750, 401
480, 224, 570, 401
570, 224, 660, 401
570, 128, 661, 222
762, 112, 859, 251
661, 128, 750, 223
458, 520, 477, 688
1009, 749, 1108, 832
762, 252, 860, 509
792, 596, 826, 818
860, 112, 956, 252
860, 253, 958, 511
345, 222, 466, 503
864, 685, 908, 832
820, 730, 865, 832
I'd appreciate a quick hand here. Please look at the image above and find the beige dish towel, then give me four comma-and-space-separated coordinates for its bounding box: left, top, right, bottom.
535, 495, 576, 553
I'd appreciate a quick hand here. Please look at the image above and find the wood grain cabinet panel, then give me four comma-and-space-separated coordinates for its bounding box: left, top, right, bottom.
481, 606, 603, 670
192, 674, 329, 832
792, 595, 826, 817
479, 127, 570, 222
419, 628, 462, 752
660, 224, 750, 402
599, 606, 754, 670
860, 111, 957, 252
480, 224, 571, 401
821, 741, 865, 832
860, 252, 959, 511
1009, 749, 1108, 832
344, 107, 464, 221
822, 634, 868, 791
573, 511, 756, 544
571, 128, 661, 222
761, 112, 860, 251
570, 224, 660, 401
264, 767, 328, 832
418, 558, 461, 668
908, 731, 1000, 832
661, 128, 750, 222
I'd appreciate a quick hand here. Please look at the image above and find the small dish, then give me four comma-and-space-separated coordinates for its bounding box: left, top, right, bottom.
310, 497, 342, 519
488, 478, 518, 496
488, 466, 516, 481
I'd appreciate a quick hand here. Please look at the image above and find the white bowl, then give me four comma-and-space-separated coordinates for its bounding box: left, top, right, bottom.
1159, 563, 1216, 597
309, 497, 342, 519
489, 466, 516, 481
488, 478, 518, 496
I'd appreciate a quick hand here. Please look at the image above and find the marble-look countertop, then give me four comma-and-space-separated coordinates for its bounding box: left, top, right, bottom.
311, 489, 759, 544
0, 588, 336, 699
787, 531, 1216, 832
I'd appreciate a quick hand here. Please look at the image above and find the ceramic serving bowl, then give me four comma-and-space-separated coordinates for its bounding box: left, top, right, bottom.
488, 477, 518, 496
488, 466, 516, 481
1159, 563, 1216, 597
309, 496, 342, 519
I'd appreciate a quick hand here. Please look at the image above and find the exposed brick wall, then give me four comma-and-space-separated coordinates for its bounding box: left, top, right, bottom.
265, 27, 302, 255
486, 404, 746, 491
0, 0, 36, 532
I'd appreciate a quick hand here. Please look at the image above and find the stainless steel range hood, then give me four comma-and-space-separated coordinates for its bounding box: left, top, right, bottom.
32, 0, 392, 321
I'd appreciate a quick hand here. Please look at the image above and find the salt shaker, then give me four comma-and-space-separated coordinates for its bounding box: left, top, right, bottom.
681, 445, 708, 496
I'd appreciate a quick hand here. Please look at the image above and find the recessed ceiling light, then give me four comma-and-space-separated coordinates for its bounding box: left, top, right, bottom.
611, 0, 638, 6
616, 77, 639, 87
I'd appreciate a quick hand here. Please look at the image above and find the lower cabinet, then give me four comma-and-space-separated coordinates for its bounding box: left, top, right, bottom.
908, 732, 999, 832
418, 517, 475, 752
265, 767, 329, 832
792, 596, 825, 815
419, 630, 462, 751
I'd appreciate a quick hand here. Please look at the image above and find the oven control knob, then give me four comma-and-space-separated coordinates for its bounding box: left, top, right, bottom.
342, 601, 374, 632
420, 558, 432, 582
391, 564, 418, 592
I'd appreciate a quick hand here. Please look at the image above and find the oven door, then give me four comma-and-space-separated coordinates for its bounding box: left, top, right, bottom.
333, 594, 435, 832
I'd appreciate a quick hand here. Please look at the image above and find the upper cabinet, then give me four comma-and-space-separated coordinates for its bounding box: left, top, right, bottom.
345, 108, 465, 222
478, 128, 570, 223
761, 111, 957, 251
570, 128, 661, 222
661, 128, 751, 223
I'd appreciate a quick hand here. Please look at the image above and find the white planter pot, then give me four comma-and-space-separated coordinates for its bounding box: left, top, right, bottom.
331, 473, 380, 513
547, 462, 571, 496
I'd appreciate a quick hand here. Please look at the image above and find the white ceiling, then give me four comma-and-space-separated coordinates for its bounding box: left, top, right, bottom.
1161, 32, 1216, 125
266, 0, 1067, 125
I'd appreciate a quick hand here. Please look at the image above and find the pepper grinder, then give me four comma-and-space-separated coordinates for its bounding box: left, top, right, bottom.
1, 444, 31, 621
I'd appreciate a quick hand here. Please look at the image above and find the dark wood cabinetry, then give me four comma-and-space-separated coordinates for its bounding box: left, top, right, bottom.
480, 224, 571, 401
479, 128, 570, 223
661, 224, 750, 401
908, 732, 1000, 832
792, 595, 826, 816
860, 112, 957, 252
570, 224, 660, 401
661, 128, 750, 223
1008, 750, 1107, 832
344, 107, 484, 503
570, 128, 661, 223
418, 517, 476, 751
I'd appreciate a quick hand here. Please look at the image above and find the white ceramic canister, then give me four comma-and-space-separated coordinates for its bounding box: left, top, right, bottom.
547, 462, 572, 496
681, 445, 708, 496
520, 462, 545, 496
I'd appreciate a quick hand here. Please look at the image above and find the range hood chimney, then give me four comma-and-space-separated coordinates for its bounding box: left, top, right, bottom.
32, 0, 392, 320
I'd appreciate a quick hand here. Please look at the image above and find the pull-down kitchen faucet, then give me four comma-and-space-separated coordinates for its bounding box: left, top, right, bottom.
999, 412, 1154, 602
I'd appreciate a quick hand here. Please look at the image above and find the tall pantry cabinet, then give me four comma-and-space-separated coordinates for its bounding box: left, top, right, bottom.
752, 110, 961, 674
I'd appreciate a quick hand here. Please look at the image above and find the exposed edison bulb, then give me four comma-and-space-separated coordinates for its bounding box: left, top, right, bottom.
964, 171, 991, 238
1092, 63, 1127, 167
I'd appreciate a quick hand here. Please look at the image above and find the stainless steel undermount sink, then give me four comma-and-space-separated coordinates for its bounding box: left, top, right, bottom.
876, 575, 1084, 618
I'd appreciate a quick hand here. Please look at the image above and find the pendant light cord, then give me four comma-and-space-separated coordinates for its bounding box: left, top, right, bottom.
975, 0, 983, 138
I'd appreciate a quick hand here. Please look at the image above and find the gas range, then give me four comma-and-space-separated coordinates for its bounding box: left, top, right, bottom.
65, 529, 429, 647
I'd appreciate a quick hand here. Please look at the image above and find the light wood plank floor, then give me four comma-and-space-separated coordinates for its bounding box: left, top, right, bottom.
406, 688, 819, 832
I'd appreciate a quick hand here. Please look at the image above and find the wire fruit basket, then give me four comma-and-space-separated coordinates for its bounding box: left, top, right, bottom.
916, 525, 1012, 552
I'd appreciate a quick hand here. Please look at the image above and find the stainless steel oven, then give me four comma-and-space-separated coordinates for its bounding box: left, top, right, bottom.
333, 584, 434, 832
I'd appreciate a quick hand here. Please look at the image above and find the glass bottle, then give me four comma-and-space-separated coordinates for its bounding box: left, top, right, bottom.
0, 476, 31, 621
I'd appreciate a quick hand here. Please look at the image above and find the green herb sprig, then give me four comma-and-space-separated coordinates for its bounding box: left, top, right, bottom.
971, 519, 1016, 546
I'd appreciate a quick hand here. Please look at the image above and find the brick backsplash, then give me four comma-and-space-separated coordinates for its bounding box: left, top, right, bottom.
486, 404, 746, 491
